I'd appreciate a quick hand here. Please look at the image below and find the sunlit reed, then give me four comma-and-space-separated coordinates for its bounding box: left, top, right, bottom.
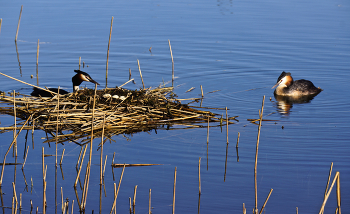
173, 167, 177, 214
106, 16, 114, 87
259, 188, 273, 214
254, 96, 265, 214
137, 59, 145, 89
168, 39, 174, 85
110, 164, 125, 214
15, 5, 23, 42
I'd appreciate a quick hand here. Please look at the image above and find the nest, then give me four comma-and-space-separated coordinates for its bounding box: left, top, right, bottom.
0, 86, 236, 145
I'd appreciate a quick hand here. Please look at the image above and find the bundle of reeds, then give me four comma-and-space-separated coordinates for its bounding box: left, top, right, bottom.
0, 85, 234, 145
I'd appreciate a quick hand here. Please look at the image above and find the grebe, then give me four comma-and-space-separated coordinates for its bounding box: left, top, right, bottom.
31, 70, 99, 97
272, 71, 322, 96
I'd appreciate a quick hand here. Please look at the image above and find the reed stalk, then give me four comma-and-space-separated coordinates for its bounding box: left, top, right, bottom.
61, 187, 64, 213
0, 19, 2, 34
36, 39, 39, 67
12, 182, 18, 213
100, 114, 105, 185
172, 167, 177, 214
42, 147, 45, 214
200, 85, 203, 97
21, 145, 29, 170
336, 173, 341, 214
71, 200, 74, 214
129, 68, 132, 80
103, 155, 107, 177
110, 164, 125, 214
243, 203, 246, 214
149, 189, 151, 214
259, 188, 273, 214
19, 193, 22, 212
236, 132, 240, 148
226, 107, 228, 144
168, 40, 174, 84
254, 96, 265, 214
56, 87, 60, 167
13, 91, 17, 158
323, 162, 333, 214
198, 157, 201, 195
137, 59, 145, 89
0, 116, 31, 185
133, 185, 137, 207
129, 197, 132, 213
0, 72, 57, 95
79, 57, 81, 70
74, 145, 87, 187
76, 146, 84, 169
224, 141, 228, 182
12, 197, 14, 214
205, 118, 209, 145
106, 16, 114, 87
15, 5, 23, 42
60, 149, 65, 165
319, 171, 339, 214
82, 84, 98, 209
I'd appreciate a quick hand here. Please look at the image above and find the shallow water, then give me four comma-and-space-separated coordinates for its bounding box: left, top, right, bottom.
0, 0, 350, 213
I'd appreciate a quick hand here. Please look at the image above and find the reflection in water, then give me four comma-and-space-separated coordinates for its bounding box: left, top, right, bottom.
274, 93, 320, 115
15, 41, 22, 77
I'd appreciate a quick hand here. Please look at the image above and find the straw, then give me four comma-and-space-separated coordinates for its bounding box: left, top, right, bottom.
226, 107, 229, 144
22, 145, 29, 170
59, 149, 65, 165
110, 164, 125, 214
13, 91, 17, 158
319, 172, 340, 214
172, 167, 177, 214
198, 157, 201, 195
137, 59, 145, 89
106, 16, 114, 87
259, 188, 273, 214
36, 39, 40, 67
15, 5, 23, 42
0, 115, 32, 185
254, 96, 265, 214
168, 39, 174, 84
0, 72, 57, 95
149, 189, 151, 214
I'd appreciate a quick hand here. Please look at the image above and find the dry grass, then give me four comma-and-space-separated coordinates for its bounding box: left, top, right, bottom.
0, 86, 234, 145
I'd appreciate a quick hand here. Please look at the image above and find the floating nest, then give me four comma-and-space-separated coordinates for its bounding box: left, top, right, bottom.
0, 85, 237, 145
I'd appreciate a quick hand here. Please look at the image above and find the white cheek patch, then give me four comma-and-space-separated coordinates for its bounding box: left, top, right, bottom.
80, 74, 90, 82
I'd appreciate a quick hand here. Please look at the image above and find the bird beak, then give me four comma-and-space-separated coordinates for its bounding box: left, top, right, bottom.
271, 80, 282, 89
88, 78, 100, 85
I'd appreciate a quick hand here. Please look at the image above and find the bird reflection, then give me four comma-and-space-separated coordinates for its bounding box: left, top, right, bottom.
273, 93, 319, 115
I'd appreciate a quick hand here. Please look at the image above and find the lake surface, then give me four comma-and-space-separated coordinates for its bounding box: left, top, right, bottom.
0, 0, 349, 213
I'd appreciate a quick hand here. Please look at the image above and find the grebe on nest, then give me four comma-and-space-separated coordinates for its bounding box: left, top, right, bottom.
31, 70, 99, 97
272, 71, 322, 96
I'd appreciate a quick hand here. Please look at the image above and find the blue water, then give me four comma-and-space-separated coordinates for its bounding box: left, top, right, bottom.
0, 0, 349, 213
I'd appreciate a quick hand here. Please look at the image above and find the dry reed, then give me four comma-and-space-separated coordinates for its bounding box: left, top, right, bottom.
106, 16, 114, 87
15, 5, 23, 42
168, 40, 174, 84
254, 96, 265, 214
173, 167, 177, 214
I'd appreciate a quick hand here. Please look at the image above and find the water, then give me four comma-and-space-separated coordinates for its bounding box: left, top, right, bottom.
0, 0, 349, 213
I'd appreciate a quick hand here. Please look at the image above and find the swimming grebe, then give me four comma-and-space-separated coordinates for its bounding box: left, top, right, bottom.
272, 71, 322, 96
31, 70, 99, 97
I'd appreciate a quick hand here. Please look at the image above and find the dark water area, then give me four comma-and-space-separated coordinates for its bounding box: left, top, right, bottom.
0, 0, 350, 213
